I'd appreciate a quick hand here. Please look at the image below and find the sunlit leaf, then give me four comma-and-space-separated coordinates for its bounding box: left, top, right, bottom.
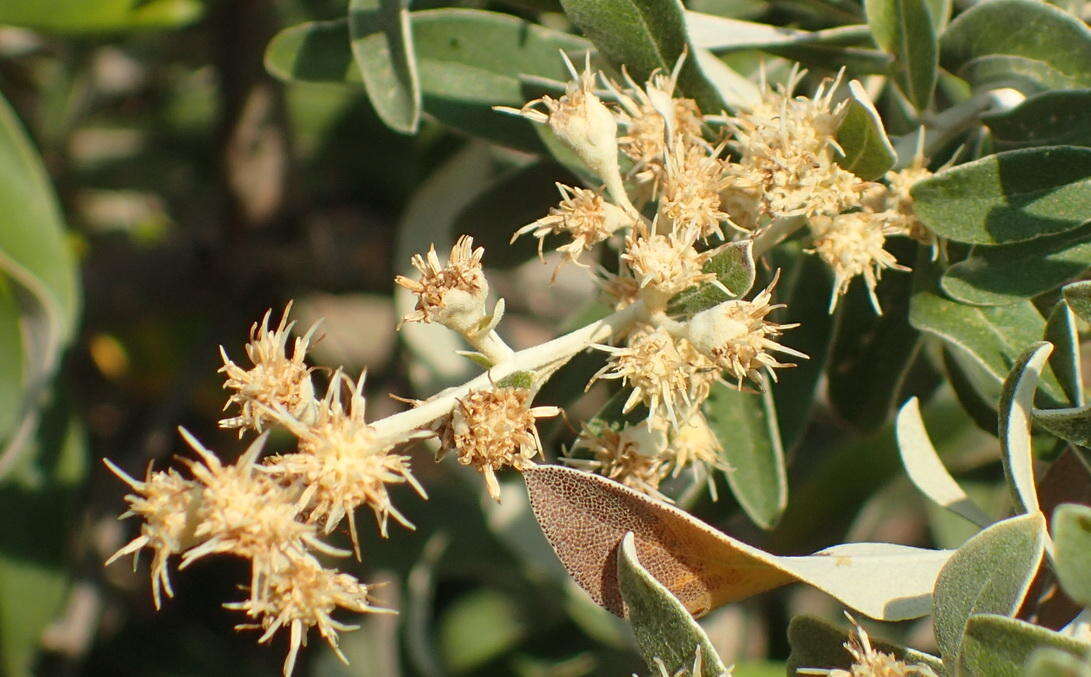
864, 0, 937, 109
835, 80, 897, 180
983, 90, 1091, 150
999, 342, 1051, 516
0, 0, 201, 33
961, 614, 1091, 676
349, 0, 422, 134
1053, 503, 1091, 607
617, 532, 728, 676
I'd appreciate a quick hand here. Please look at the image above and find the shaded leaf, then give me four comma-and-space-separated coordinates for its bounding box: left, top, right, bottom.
669, 241, 755, 315
524, 465, 952, 621
694, 49, 761, 110
617, 532, 728, 676
0, 91, 80, 478
704, 381, 786, 529
983, 90, 1091, 150
933, 512, 1047, 663
687, 14, 872, 51
896, 397, 992, 527
558, 0, 726, 114
961, 614, 1091, 676
911, 146, 1091, 246
1063, 280, 1091, 324
1045, 301, 1082, 407
865, 0, 938, 109
909, 268, 1067, 406
940, 222, 1091, 306
438, 588, 526, 672
786, 614, 944, 675
999, 342, 1052, 516
0, 0, 201, 33
835, 80, 897, 180
1053, 503, 1091, 607
266, 11, 591, 152
940, 0, 1091, 93
348, 0, 422, 134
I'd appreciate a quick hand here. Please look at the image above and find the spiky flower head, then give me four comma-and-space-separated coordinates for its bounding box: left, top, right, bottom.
664, 412, 723, 478
104, 460, 201, 609
622, 221, 721, 308
442, 387, 560, 502
219, 303, 317, 435
798, 614, 937, 676
395, 235, 489, 334
882, 162, 935, 249
684, 272, 805, 387
591, 328, 718, 424
226, 553, 392, 677
564, 420, 670, 499
609, 56, 704, 176
810, 211, 908, 314
265, 371, 425, 553
721, 68, 864, 226
659, 140, 733, 240
513, 183, 632, 270
176, 431, 343, 580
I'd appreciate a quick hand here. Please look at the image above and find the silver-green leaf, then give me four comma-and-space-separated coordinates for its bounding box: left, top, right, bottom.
835, 80, 897, 180
348, 0, 422, 134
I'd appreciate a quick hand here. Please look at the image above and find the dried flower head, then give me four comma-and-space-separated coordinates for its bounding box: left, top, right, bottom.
685, 272, 805, 387
591, 328, 717, 424
442, 387, 560, 502
104, 460, 201, 609
227, 553, 391, 677
798, 614, 937, 676
513, 183, 632, 269
659, 140, 733, 240
266, 372, 425, 554
395, 235, 489, 333
810, 211, 908, 313
564, 420, 670, 499
622, 221, 720, 306
219, 303, 317, 435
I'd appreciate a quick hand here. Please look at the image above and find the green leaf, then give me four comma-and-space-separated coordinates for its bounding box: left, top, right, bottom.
771, 247, 834, 452
828, 245, 918, 432
1063, 280, 1091, 324
349, 0, 422, 134
835, 80, 897, 180
1045, 301, 1083, 406
0, 401, 87, 676
1053, 503, 1091, 607
1034, 405, 1091, 449
0, 0, 201, 33
1026, 647, 1091, 677
0, 90, 80, 476
266, 11, 592, 152
616, 532, 728, 676
960, 614, 1091, 676
452, 161, 580, 270
704, 381, 786, 529
687, 14, 873, 51
668, 241, 755, 315
558, 0, 726, 114
983, 90, 1091, 150
910, 146, 1091, 246
932, 512, 1047, 664
864, 0, 938, 110
786, 614, 944, 675
998, 342, 1050, 516
939, 222, 1091, 306
438, 588, 526, 672
940, 0, 1091, 93
910, 272, 1068, 406
896, 397, 993, 527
